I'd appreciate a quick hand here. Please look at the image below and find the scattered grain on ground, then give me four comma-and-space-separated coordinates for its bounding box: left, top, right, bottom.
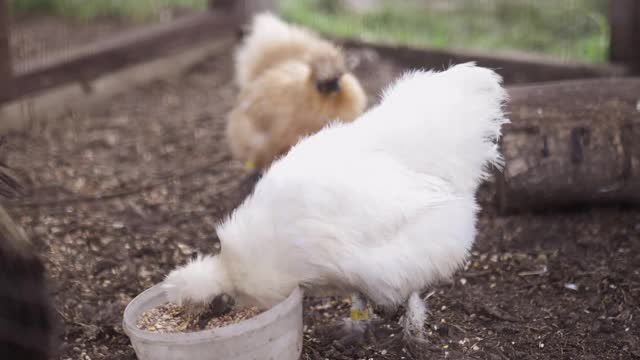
137, 303, 262, 333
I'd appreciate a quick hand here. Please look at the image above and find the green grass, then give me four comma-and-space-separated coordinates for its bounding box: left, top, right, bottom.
10, 0, 207, 22
280, 0, 609, 63
9, 0, 609, 62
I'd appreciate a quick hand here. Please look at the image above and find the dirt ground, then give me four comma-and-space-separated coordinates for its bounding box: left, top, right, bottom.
3, 18, 640, 360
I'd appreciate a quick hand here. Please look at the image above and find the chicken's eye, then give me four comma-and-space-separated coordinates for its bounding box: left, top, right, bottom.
316, 78, 341, 94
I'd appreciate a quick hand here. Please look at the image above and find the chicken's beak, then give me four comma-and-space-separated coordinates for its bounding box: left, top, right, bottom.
316, 75, 342, 94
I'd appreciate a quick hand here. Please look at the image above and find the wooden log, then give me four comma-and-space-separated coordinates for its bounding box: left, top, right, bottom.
496, 78, 640, 213
609, 0, 640, 72
0, 0, 13, 101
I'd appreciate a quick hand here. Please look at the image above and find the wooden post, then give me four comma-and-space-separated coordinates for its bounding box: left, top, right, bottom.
0, 166, 53, 358
0, 0, 13, 102
208, 0, 235, 12
0, 204, 54, 359
609, 0, 640, 72
208, 0, 275, 26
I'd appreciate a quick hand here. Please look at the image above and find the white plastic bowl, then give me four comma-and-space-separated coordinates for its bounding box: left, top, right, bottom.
123, 285, 303, 360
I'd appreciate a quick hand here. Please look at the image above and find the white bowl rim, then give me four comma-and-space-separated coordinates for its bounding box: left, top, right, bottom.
123, 284, 303, 345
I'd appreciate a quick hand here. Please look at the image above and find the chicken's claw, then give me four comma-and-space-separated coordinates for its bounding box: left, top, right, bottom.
319, 318, 377, 346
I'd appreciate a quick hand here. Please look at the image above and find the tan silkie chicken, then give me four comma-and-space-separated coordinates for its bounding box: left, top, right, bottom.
227, 13, 367, 171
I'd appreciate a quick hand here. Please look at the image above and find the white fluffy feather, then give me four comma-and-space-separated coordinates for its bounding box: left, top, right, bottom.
164, 63, 509, 312
403, 292, 427, 336
162, 255, 230, 306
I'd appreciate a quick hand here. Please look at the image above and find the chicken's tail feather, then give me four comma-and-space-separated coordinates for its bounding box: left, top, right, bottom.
365, 62, 509, 193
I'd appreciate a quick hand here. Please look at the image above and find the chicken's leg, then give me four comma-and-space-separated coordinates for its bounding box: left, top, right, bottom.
402, 291, 426, 337
401, 291, 430, 348
321, 292, 375, 346
350, 292, 369, 322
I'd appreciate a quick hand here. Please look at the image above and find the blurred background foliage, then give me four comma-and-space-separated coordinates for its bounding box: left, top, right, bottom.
9, 0, 207, 21
9, 0, 610, 62
280, 0, 609, 63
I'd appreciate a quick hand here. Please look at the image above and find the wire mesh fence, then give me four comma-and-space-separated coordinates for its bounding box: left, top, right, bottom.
0, 0, 637, 105
7, 0, 209, 72
279, 0, 610, 63
5, 0, 613, 70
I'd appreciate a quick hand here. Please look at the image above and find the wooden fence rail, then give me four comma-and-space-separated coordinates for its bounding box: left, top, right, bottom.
610, 0, 640, 72
0, 0, 13, 101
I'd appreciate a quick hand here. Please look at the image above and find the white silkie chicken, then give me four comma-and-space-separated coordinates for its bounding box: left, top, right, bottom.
163, 63, 508, 342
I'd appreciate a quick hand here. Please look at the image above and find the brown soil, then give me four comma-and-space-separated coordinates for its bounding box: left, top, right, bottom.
3, 18, 639, 360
